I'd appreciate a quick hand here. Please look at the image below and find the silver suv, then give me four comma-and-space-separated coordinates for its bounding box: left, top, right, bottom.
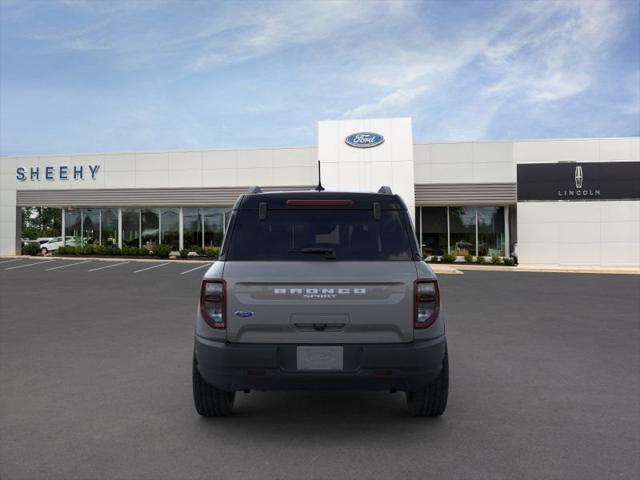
192, 187, 448, 416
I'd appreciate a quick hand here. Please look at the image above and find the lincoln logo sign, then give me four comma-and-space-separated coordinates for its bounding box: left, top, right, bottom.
575, 166, 583, 188
558, 164, 600, 199
345, 132, 384, 148
16, 165, 100, 182
516, 162, 640, 202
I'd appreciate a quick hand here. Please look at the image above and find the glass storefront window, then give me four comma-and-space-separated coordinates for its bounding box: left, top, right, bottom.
160, 208, 179, 249
141, 208, 159, 247
203, 208, 224, 247
449, 207, 476, 256
224, 209, 232, 232
477, 207, 505, 256
82, 208, 100, 245
421, 207, 448, 257
122, 208, 140, 247
414, 207, 421, 246
183, 208, 202, 251
59, 205, 233, 251
101, 208, 118, 246
64, 208, 82, 246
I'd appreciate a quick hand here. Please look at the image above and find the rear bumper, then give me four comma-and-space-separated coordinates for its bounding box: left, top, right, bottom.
194, 335, 447, 392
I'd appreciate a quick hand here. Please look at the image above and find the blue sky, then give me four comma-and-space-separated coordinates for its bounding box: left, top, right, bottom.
1, 0, 639, 155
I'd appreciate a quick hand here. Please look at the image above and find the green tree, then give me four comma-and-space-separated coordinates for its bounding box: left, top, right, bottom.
21, 207, 62, 239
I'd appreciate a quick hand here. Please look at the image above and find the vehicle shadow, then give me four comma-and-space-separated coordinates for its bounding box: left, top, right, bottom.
194, 390, 449, 444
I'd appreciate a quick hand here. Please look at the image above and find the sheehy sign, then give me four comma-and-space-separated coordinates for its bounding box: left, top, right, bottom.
517, 162, 640, 201
16, 165, 100, 182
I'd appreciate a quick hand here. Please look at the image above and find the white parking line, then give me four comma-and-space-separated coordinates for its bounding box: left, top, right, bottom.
5, 260, 56, 270
87, 261, 129, 272
45, 260, 91, 271
0, 258, 23, 265
133, 262, 170, 274
180, 263, 211, 275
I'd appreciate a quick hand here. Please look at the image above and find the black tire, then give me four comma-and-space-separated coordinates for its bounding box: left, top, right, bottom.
192, 355, 235, 417
406, 348, 449, 417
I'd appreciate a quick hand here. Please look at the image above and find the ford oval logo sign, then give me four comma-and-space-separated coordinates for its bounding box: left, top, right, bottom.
345, 132, 385, 148
234, 310, 254, 318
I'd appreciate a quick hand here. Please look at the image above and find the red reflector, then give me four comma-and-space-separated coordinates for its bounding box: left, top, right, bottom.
287, 199, 354, 207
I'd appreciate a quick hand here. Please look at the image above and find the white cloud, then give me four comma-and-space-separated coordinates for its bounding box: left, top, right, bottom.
342, 0, 626, 133
482, 0, 623, 103
619, 72, 640, 116
190, 1, 415, 71
2, 0, 635, 151
343, 85, 428, 118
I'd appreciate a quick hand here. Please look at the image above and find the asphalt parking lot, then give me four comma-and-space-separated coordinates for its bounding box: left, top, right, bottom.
0, 258, 638, 480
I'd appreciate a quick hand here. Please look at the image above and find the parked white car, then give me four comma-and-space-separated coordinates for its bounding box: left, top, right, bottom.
40, 237, 81, 254
40, 237, 64, 254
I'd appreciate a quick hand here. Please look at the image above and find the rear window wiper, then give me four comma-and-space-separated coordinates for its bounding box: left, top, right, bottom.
288, 247, 337, 260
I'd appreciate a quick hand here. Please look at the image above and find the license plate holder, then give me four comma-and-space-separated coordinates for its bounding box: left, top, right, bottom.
296, 346, 344, 371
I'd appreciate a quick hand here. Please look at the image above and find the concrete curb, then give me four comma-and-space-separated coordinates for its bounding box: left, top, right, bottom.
433, 263, 640, 275
3, 256, 638, 274
429, 265, 464, 275
0, 255, 212, 264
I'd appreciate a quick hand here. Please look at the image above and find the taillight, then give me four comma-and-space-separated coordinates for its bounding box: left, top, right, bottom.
414, 279, 440, 329
200, 280, 226, 329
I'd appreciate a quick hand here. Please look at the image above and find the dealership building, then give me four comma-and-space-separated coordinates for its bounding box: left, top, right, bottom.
1, 118, 639, 266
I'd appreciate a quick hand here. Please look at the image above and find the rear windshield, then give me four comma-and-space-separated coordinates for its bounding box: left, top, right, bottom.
225, 210, 415, 261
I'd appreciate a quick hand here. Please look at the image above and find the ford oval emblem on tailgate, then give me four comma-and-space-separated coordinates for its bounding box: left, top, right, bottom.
345, 132, 385, 148
234, 311, 254, 318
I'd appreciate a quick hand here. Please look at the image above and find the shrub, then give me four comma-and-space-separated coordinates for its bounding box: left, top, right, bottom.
491, 255, 502, 265
83, 244, 96, 255
139, 246, 151, 257
154, 244, 171, 259
464, 254, 474, 264
58, 246, 79, 255
122, 246, 141, 256
194, 246, 205, 256
477, 256, 486, 264
442, 253, 456, 263
179, 249, 189, 259
22, 243, 40, 256
503, 257, 515, 266
204, 247, 220, 259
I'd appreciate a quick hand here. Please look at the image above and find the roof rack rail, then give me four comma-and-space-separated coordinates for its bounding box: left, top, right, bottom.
377, 186, 393, 194
247, 186, 263, 194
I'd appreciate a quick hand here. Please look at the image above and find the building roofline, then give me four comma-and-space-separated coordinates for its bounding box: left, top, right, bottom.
413, 136, 640, 146
2, 136, 638, 159
0, 145, 318, 159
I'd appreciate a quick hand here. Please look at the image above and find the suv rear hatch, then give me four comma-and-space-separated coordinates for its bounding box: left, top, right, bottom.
220, 194, 420, 344
223, 261, 416, 343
